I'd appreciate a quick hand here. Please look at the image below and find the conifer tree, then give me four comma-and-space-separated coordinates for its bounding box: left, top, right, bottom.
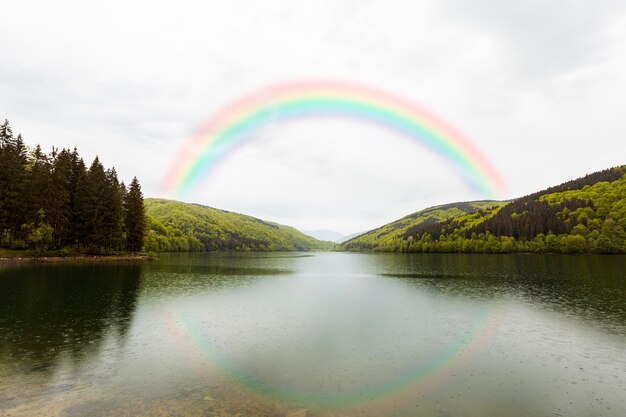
25, 145, 52, 226
0, 122, 28, 246
74, 157, 109, 251
0, 120, 13, 242
49, 148, 73, 247
0, 119, 13, 141
119, 181, 128, 245
1, 120, 146, 253
124, 177, 145, 252
103, 168, 124, 250
69, 156, 89, 246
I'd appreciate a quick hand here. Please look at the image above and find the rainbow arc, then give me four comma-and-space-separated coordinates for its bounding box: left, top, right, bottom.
162, 80, 505, 199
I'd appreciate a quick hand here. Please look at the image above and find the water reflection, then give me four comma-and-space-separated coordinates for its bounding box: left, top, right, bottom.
378, 254, 626, 334
0, 264, 141, 384
0, 253, 624, 417
138, 253, 296, 299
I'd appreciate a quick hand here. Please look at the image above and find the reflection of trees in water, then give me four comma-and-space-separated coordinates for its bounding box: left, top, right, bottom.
378, 254, 626, 331
0, 263, 141, 372
142, 252, 299, 276
138, 253, 295, 297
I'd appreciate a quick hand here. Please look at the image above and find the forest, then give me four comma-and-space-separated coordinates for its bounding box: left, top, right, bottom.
4, 117, 623, 256
144, 199, 333, 252
0, 120, 145, 255
342, 166, 626, 254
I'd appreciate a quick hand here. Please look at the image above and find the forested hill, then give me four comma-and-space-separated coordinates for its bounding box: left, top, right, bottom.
341, 166, 626, 254
341, 201, 507, 252
144, 199, 334, 252
0, 120, 145, 255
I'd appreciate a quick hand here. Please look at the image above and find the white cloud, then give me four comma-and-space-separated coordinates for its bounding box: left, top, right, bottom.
2, 0, 625, 234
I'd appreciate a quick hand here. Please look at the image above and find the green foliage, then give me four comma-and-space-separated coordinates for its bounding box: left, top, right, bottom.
124, 177, 146, 252
341, 167, 626, 254
48, 148, 73, 246
145, 199, 334, 252
21, 210, 54, 255
0, 119, 145, 254
342, 201, 507, 251
143, 215, 204, 252
0, 120, 28, 246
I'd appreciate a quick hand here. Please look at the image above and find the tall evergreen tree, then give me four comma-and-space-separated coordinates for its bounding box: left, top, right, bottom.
69, 155, 88, 246
124, 177, 145, 252
25, 145, 52, 226
74, 157, 111, 251
0, 119, 13, 141
0, 123, 28, 246
1, 120, 145, 253
103, 168, 124, 250
48, 148, 73, 247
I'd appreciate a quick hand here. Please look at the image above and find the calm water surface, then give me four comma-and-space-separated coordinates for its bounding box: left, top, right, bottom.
0, 253, 625, 416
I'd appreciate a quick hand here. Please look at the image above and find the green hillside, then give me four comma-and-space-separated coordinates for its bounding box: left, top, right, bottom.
341, 166, 626, 254
144, 199, 333, 252
341, 201, 507, 252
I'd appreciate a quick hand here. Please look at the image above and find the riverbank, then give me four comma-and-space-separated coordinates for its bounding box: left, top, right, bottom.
0, 250, 157, 264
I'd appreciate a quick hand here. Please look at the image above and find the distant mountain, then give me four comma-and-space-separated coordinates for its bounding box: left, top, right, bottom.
303, 229, 346, 243
302, 229, 368, 243
341, 166, 626, 254
338, 231, 366, 243
144, 199, 334, 252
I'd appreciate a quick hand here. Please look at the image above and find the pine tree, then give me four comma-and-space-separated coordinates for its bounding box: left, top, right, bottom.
103, 168, 124, 250
25, 145, 52, 226
124, 177, 146, 252
0, 120, 12, 242
0, 119, 13, 141
119, 181, 128, 246
0, 123, 28, 246
1, 120, 146, 253
74, 157, 109, 251
48, 148, 73, 247
69, 155, 88, 246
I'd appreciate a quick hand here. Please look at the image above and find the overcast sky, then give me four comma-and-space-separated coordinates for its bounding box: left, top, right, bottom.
2, 0, 626, 234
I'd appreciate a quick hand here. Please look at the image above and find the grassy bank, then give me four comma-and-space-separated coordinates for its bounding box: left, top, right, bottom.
0, 249, 156, 263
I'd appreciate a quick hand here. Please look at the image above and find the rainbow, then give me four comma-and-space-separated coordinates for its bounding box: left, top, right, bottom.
162, 80, 505, 198
169, 306, 504, 408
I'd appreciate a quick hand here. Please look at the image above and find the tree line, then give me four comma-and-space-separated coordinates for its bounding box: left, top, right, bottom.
0, 120, 146, 254
405, 168, 626, 253
342, 166, 626, 254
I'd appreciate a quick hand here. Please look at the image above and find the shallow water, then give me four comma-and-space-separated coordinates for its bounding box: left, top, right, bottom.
0, 253, 625, 416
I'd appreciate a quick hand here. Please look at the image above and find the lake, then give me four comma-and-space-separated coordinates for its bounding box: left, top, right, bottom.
1, 253, 625, 416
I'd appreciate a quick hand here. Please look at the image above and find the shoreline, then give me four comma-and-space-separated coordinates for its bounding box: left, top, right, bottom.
0, 254, 157, 264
